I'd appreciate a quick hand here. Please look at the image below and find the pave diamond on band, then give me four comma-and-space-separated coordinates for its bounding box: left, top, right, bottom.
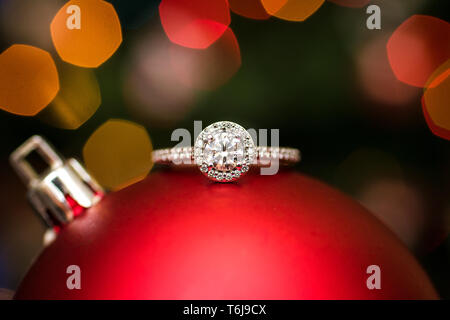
152, 147, 300, 166
152, 121, 301, 182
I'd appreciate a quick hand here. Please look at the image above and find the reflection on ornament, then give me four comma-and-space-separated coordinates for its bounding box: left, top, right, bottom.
83, 119, 153, 191
0, 44, 59, 116
51, 0, 122, 67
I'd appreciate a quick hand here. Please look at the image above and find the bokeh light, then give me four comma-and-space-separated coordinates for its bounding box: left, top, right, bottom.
357, 34, 420, 106
358, 178, 425, 249
83, 119, 153, 191
422, 62, 450, 140
0, 0, 62, 50
334, 148, 428, 249
169, 28, 241, 90
38, 61, 101, 129
0, 288, 14, 300
51, 0, 122, 68
387, 15, 450, 88
159, 0, 231, 49
229, 0, 271, 20
334, 148, 404, 196
0, 44, 59, 116
260, 0, 325, 22
327, 0, 370, 8
124, 27, 196, 126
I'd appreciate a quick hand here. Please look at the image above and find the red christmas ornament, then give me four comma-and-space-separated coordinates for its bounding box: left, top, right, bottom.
14, 166, 437, 299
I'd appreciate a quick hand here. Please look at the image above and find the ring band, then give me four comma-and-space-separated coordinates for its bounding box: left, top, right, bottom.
152, 147, 300, 166
152, 121, 301, 182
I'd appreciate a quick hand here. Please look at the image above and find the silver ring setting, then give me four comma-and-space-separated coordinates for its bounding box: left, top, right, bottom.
152, 121, 301, 183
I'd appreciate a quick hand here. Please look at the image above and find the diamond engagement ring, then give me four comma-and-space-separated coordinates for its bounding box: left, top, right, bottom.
152, 121, 301, 182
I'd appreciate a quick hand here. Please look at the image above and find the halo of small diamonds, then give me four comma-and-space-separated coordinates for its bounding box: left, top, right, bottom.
194, 121, 255, 182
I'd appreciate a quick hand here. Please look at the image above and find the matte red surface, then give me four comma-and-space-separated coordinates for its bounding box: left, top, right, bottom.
15, 170, 438, 299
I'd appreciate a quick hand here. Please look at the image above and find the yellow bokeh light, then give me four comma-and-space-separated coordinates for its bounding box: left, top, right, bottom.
0, 44, 59, 116
261, 0, 325, 22
83, 119, 153, 191
51, 0, 122, 68
38, 61, 101, 129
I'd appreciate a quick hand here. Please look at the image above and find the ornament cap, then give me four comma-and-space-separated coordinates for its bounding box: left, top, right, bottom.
10, 135, 104, 229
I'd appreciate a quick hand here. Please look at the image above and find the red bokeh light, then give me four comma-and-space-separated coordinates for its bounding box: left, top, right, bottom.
159, 0, 231, 49
169, 28, 241, 90
387, 15, 450, 88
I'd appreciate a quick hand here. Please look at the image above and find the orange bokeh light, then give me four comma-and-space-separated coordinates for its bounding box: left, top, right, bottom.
422, 64, 450, 140
387, 15, 450, 88
327, 0, 371, 8
229, 0, 271, 20
169, 28, 242, 91
261, 0, 325, 22
159, 0, 231, 49
51, 0, 122, 68
0, 44, 59, 116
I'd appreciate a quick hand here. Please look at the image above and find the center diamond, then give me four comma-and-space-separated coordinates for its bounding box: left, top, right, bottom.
194, 121, 255, 182
204, 131, 244, 171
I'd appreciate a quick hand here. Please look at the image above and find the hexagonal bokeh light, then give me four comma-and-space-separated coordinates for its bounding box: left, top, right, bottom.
83, 119, 154, 191
51, 0, 122, 68
0, 44, 59, 116
261, 0, 325, 22
422, 61, 450, 140
387, 15, 450, 88
357, 34, 420, 107
159, 0, 231, 49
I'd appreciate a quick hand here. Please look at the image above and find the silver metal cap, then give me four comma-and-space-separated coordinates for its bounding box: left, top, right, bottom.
10, 135, 104, 229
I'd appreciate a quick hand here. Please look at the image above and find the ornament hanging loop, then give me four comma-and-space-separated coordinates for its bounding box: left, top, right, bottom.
10, 135, 104, 229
